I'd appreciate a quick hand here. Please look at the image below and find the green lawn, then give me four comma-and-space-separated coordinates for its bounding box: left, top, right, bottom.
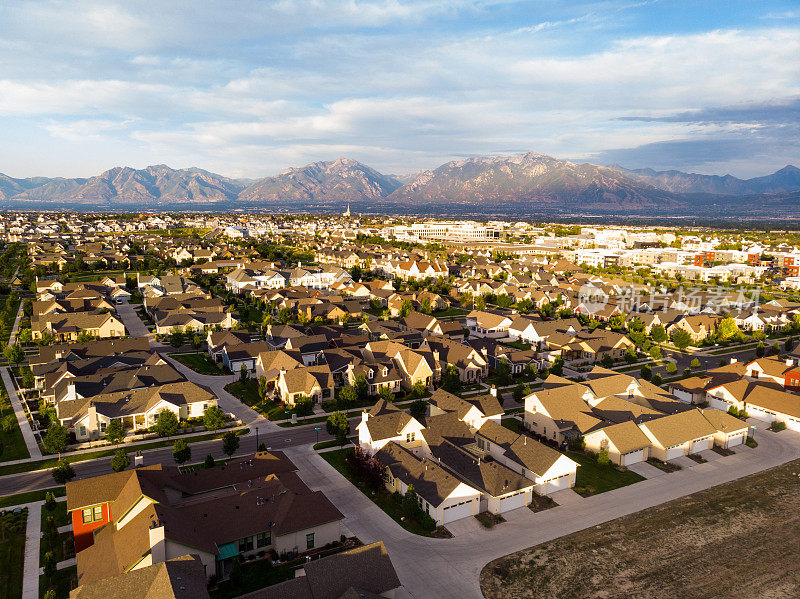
210, 561, 294, 599
433, 308, 469, 318
171, 352, 224, 375
39, 565, 77, 599
567, 451, 645, 497
0, 487, 65, 509
501, 418, 524, 434
224, 380, 289, 420
0, 508, 27, 599
0, 388, 31, 463
501, 340, 532, 350
321, 448, 437, 537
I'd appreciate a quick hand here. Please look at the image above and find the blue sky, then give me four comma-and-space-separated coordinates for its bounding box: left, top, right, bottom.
1, 0, 798, 179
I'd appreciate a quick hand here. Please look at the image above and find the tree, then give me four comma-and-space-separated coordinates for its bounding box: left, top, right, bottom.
419, 296, 432, 315
173, 439, 191, 464
192, 334, 203, 350
650, 325, 667, 343
1, 413, 16, 434
42, 551, 56, 583
597, 449, 611, 465
240, 363, 248, 383
2, 344, 23, 364
154, 409, 179, 437
44, 491, 57, 512
786, 337, 795, 352
640, 364, 652, 381
52, 460, 75, 484
326, 411, 350, 446
665, 361, 677, 374
203, 405, 227, 431
649, 346, 662, 360
20, 367, 34, 389
169, 327, 185, 348
411, 381, 427, 398
222, 431, 239, 457
378, 385, 393, 402
337, 386, 357, 409
495, 359, 511, 385
441, 364, 461, 392
43, 591, 56, 599
409, 399, 427, 420
204, 453, 216, 469
513, 384, 526, 403
353, 374, 368, 402
105, 419, 126, 444
17, 328, 32, 344
756, 342, 765, 358
399, 299, 413, 318
43, 423, 68, 456
651, 373, 663, 386
111, 448, 130, 472
690, 358, 701, 369
716, 317, 738, 341
671, 329, 692, 349
402, 485, 421, 519
600, 354, 614, 368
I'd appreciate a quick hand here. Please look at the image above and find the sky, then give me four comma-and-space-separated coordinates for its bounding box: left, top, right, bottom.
0, 0, 799, 180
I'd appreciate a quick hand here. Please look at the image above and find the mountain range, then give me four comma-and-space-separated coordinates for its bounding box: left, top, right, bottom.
1, 153, 799, 216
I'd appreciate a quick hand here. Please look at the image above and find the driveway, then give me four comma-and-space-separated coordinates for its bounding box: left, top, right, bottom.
116, 301, 151, 339
162, 354, 273, 430
285, 425, 800, 599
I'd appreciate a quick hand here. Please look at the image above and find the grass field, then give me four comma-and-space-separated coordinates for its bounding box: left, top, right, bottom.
481, 458, 800, 599
0, 508, 27, 599
224, 380, 289, 420
567, 451, 645, 497
0, 387, 31, 463
0, 487, 65, 509
40, 565, 76, 599
171, 352, 225, 375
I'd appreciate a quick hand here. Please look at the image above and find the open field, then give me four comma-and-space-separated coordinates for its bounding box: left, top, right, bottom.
480, 457, 800, 599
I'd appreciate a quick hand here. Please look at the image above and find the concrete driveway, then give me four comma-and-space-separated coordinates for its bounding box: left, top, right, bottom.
286, 425, 800, 599
116, 301, 151, 338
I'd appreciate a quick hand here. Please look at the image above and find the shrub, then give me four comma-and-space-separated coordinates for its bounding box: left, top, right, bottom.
665, 362, 677, 374
597, 449, 611, 466
409, 399, 427, 420
204, 454, 216, 469
154, 409, 179, 437
651, 373, 662, 386
770, 420, 787, 432
203, 406, 227, 431
690, 358, 701, 369
640, 364, 652, 381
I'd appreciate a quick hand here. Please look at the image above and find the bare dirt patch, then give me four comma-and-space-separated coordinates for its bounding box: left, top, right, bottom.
480, 458, 800, 599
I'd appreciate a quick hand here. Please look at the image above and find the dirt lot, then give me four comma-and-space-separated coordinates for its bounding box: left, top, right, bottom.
481, 458, 800, 599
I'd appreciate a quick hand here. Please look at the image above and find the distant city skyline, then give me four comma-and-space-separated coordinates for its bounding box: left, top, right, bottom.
1, 0, 798, 179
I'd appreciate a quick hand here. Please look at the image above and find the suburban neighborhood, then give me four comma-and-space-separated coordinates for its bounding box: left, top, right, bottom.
2, 213, 800, 598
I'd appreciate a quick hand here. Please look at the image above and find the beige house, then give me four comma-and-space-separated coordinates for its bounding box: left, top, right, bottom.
32, 312, 126, 342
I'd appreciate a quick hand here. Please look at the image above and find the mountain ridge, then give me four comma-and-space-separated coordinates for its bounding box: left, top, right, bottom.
1, 154, 799, 215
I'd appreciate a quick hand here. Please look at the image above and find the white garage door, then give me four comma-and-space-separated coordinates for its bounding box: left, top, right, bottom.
621, 449, 645, 466
442, 499, 474, 523
691, 438, 709, 454
726, 432, 745, 447
498, 490, 528, 513
543, 473, 571, 494
665, 446, 684, 460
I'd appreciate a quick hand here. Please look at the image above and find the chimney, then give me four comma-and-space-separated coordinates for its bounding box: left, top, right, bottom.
787, 358, 794, 367
730, 358, 737, 364
490, 385, 497, 397
134, 451, 144, 467
361, 409, 369, 425
433, 350, 440, 362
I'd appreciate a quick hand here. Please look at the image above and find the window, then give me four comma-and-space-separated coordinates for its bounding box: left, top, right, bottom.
406, 432, 415, 442
256, 531, 271, 548
79, 426, 87, 438
238, 536, 254, 552
82, 505, 103, 524
306, 533, 315, 550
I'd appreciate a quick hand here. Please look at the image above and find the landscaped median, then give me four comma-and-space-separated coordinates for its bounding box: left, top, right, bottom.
0, 427, 249, 477
0, 506, 27, 599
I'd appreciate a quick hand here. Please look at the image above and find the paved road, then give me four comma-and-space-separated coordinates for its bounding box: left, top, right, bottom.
1, 366, 42, 459
0, 420, 340, 496
8, 301, 23, 345
287, 424, 800, 599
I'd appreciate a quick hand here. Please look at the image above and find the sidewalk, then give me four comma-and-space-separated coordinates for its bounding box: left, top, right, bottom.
1, 366, 42, 459
22, 501, 42, 599
8, 301, 23, 345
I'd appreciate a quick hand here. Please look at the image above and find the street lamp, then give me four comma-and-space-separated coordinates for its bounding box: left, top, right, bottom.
255, 426, 259, 452
315, 426, 321, 444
